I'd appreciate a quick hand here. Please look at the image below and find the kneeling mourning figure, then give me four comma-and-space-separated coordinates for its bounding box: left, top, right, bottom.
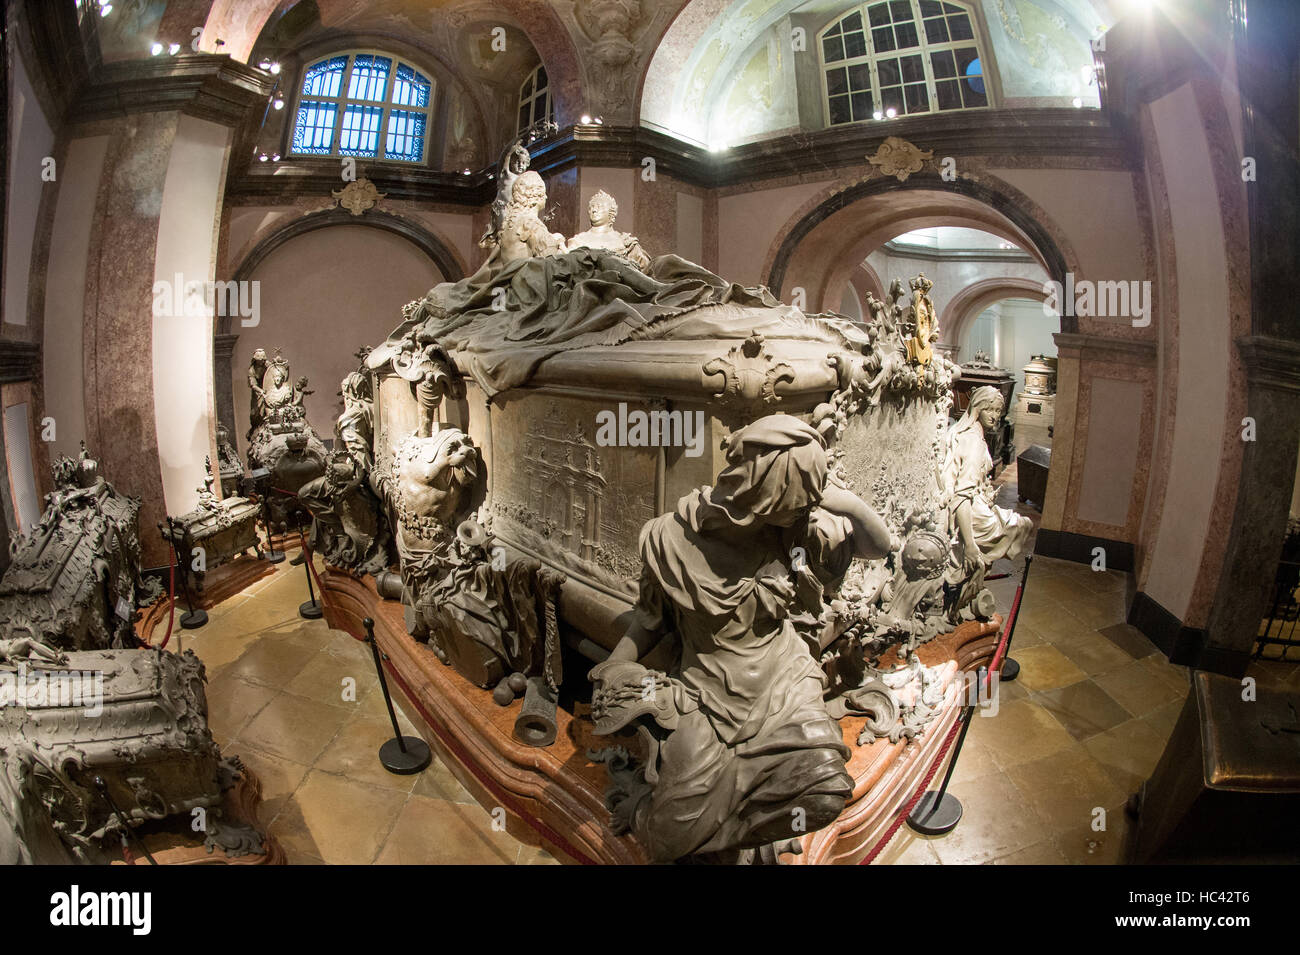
320, 147, 1031, 862
0, 447, 268, 864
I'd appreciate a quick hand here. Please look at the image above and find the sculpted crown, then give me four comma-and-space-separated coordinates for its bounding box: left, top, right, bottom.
909, 274, 934, 295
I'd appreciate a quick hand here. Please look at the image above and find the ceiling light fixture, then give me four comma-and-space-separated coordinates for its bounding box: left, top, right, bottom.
150, 42, 163, 55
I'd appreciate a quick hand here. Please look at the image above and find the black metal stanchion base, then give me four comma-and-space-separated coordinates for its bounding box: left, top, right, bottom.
1000, 657, 1021, 682
180, 609, 208, 630
299, 599, 323, 620
379, 735, 432, 775
265, 549, 286, 565
907, 791, 963, 835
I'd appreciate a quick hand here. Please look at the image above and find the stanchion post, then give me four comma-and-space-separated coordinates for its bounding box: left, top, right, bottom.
297, 519, 323, 620
251, 468, 284, 564
363, 617, 431, 775
998, 554, 1034, 682
907, 665, 988, 835
169, 518, 207, 630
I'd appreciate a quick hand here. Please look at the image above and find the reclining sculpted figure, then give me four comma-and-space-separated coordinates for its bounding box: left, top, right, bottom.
589, 413, 893, 863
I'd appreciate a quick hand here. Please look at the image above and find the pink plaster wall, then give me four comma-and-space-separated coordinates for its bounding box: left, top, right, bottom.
231, 225, 444, 456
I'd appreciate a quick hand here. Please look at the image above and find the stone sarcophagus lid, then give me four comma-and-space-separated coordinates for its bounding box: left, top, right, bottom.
158, 462, 260, 588
0, 647, 263, 864
0, 446, 147, 652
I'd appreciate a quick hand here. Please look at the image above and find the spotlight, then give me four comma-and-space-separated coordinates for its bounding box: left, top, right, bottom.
258, 58, 272, 71
168, 43, 180, 55
150, 42, 163, 55
258, 153, 269, 162
462, 168, 472, 175
594, 117, 603, 125
273, 96, 285, 110
271, 153, 281, 162
873, 110, 883, 121
885, 107, 897, 118
99, 2, 112, 15
1071, 97, 1083, 108
270, 63, 281, 75
580, 114, 592, 124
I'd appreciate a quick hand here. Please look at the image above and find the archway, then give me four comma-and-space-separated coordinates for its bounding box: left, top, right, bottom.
941, 276, 1052, 354
764, 173, 1072, 320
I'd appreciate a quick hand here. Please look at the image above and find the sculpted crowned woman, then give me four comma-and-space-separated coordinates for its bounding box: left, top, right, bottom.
940, 385, 1032, 616
589, 414, 892, 862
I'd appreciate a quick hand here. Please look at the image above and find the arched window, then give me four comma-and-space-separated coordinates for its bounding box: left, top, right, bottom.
517, 64, 555, 133
291, 51, 434, 163
819, 1, 989, 126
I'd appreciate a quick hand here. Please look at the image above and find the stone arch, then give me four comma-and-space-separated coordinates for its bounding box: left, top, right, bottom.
941, 276, 1053, 352
201, 0, 585, 129
762, 171, 1076, 330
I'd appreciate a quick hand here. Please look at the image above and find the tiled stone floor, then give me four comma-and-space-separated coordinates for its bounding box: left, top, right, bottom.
174, 558, 554, 865
176, 466, 1188, 865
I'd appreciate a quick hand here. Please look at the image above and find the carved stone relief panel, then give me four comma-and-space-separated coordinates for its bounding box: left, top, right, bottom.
487, 394, 655, 590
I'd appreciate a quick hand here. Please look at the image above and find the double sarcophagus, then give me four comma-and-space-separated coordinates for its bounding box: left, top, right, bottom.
339, 164, 1029, 861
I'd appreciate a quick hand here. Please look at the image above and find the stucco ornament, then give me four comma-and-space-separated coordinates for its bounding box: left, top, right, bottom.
331, 178, 386, 216
866, 136, 935, 182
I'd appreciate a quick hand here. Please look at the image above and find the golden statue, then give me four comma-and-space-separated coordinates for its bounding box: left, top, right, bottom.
905, 273, 938, 366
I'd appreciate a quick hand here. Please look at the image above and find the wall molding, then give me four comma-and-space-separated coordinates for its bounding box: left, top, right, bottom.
0, 340, 40, 385
1034, 527, 1134, 572
1236, 335, 1300, 394
1128, 590, 1249, 677
1053, 331, 1157, 364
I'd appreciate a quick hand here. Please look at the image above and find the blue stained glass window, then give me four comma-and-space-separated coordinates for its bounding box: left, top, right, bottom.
301, 56, 346, 98
292, 101, 338, 153
391, 64, 431, 109
291, 52, 433, 163
385, 109, 427, 161
347, 54, 391, 101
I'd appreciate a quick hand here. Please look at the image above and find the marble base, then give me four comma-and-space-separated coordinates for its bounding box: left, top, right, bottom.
319, 568, 1002, 865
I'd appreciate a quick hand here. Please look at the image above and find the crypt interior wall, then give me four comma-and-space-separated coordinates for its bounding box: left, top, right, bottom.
229, 224, 446, 457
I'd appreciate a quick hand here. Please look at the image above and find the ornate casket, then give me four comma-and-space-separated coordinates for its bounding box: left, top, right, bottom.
157, 465, 261, 591
0, 448, 147, 652
0, 647, 263, 864
0, 446, 276, 865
